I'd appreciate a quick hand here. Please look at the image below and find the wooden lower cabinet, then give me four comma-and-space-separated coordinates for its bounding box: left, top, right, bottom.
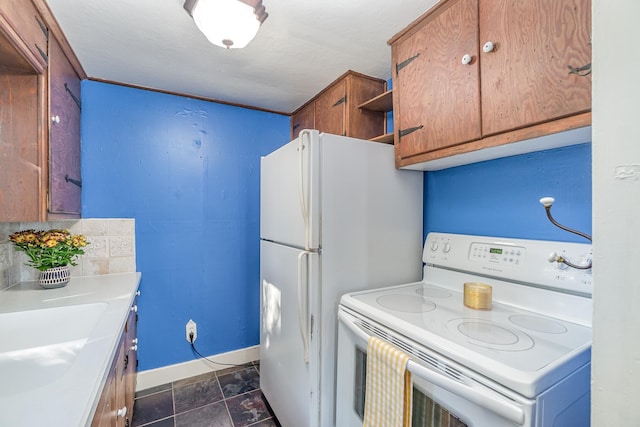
91, 337, 123, 427
91, 301, 138, 427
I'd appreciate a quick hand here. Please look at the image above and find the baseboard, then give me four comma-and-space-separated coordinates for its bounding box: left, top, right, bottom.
136, 345, 260, 392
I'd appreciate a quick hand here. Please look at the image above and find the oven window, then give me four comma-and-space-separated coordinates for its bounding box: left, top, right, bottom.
412, 391, 468, 427
354, 346, 367, 419
354, 348, 468, 427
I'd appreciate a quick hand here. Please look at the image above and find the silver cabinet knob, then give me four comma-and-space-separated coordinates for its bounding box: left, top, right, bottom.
461, 54, 472, 65
51, 115, 60, 123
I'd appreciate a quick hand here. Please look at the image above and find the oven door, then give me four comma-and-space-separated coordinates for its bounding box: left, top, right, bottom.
336, 308, 535, 427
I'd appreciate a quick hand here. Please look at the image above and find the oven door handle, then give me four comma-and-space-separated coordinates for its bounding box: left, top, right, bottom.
338, 310, 526, 425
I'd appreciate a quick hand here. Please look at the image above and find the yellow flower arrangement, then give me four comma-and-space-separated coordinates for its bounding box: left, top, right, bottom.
9, 229, 89, 271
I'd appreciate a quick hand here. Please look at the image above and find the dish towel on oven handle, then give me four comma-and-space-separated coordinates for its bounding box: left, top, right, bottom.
363, 336, 413, 427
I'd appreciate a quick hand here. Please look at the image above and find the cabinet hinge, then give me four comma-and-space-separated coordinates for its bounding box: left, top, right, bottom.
35, 15, 49, 40
399, 125, 424, 139
36, 44, 48, 64
64, 83, 82, 109
396, 53, 420, 75
65, 174, 82, 188
567, 63, 592, 77
333, 95, 346, 107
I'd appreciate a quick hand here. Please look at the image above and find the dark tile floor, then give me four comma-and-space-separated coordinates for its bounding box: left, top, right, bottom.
131, 361, 281, 427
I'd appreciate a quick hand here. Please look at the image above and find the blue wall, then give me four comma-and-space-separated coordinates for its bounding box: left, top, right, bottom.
81, 79, 591, 372
424, 143, 592, 242
81, 81, 290, 370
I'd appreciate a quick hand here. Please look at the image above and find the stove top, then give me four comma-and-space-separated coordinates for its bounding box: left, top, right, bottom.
339, 233, 593, 398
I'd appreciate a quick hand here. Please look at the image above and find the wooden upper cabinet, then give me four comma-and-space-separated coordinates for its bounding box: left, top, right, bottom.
0, 0, 47, 222
393, 0, 481, 160
479, 0, 592, 135
49, 34, 81, 216
291, 101, 315, 139
0, 71, 43, 221
0, 0, 48, 72
314, 78, 347, 136
290, 70, 386, 141
390, 0, 592, 168
0, 0, 85, 221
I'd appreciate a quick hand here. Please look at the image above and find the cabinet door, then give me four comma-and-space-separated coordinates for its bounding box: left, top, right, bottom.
48, 35, 81, 215
91, 356, 117, 427
114, 336, 128, 427
0, 0, 48, 71
291, 101, 315, 139
479, 0, 592, 135
124, 306, 138, 423
344, 75, 385, 140
0, 72, 42, 221
393, 0, 481, 160
314, 79, 346, 136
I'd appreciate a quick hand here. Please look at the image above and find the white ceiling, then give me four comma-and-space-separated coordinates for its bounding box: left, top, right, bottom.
45, 0, 436, 114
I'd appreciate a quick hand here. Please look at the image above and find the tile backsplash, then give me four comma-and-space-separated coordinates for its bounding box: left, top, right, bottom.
0, 218, 136, 291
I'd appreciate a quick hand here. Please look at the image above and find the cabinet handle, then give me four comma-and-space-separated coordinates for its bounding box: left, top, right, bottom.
332, 95, 346, 107
64, 83, 82, 109
567, 63, 592, 77
482, 41, 496, 53
131, 305, 138, 313
131, 344, 138, 351
65, 175, 82, 188
117, 407, 127, 418
136, 290, 141, 296
461, 54, 473, 65
132, 338, 138, 345
51, 115, 60, 124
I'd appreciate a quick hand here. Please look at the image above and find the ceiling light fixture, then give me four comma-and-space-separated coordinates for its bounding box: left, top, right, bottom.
184, 0, 268, 49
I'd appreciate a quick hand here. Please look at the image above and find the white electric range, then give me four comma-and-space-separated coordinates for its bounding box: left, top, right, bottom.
336, 232, 593, 427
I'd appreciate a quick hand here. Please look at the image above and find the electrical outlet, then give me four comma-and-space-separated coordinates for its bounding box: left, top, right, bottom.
186, 319, 197, 343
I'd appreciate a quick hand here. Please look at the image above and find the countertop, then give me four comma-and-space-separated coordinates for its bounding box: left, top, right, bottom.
0, 272, 141, 426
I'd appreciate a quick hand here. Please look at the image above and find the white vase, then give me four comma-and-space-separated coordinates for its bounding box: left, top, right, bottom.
38, 265, 71, 289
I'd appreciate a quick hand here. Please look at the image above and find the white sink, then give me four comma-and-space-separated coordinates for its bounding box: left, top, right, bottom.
0, 303, 108, 396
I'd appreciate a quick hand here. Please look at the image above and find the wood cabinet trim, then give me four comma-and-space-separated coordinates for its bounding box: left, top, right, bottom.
395, 112, 591, 168
32, 0, 87, 79
0, 13, 46, 73
388, 0, 459, 46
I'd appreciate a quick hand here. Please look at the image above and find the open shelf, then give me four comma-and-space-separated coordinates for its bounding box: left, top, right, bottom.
358, 90, 393, 112
370, 132, 394, 144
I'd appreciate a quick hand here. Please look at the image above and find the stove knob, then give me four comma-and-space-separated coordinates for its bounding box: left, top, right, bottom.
430, 241, 438, 251
442, 243, 451, 253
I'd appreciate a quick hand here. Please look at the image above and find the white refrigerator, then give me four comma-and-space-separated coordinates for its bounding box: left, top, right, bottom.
260, 130, 423, 427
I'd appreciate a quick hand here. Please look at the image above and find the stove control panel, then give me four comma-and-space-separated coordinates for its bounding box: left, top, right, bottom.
424, 233, 592, 296
469, 242, 525, 266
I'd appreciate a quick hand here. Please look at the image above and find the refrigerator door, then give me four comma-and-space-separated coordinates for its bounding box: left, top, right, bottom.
260, 129, 320, 250
260, 240, 320, 427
